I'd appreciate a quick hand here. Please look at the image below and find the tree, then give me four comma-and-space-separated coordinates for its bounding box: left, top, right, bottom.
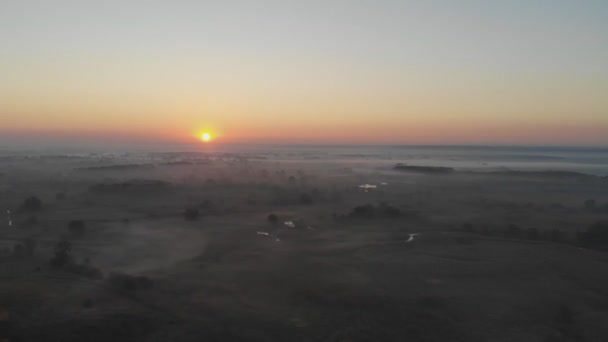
542, 228, 563, 242
527, 227, 541, 240
379, 202, 401, 218
504, 224, 522, 239
578, 221, 608, 249
462, 222, 475, 233
350, 204, 376, 218
12, 243, 25, 257
267, 213, 279, 226
23, 238, 37, 257
584, 199, 596, 210
50, 239, 73, 268
299, 193, 313, 205
183, 208, 200, 221
68, 220, 86, 237
22, 196, 42, 211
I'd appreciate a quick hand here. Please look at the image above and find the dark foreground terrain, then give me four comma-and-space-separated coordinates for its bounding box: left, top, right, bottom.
1, 152, 608, 341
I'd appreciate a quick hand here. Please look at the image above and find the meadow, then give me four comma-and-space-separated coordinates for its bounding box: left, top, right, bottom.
1, 149, 608, 341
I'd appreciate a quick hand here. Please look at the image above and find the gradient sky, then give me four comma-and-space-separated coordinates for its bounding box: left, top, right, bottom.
1, 0, 607, 145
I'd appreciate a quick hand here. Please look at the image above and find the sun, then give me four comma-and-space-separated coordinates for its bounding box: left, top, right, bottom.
200, 132, 212, 142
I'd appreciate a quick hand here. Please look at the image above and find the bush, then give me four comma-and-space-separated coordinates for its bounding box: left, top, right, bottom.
22, 196, 42, 211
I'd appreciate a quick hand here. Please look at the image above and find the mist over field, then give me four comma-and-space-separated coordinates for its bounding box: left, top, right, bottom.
3, 0, 608, 340
1, 145, 608, 341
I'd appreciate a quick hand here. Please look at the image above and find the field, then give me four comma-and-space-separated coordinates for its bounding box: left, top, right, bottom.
1, 152, 608, 341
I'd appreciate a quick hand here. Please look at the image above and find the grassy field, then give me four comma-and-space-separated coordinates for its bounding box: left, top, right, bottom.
1, 155, 608, 341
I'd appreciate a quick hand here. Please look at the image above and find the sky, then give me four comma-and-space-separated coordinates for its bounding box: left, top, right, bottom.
1, 0, 607, 146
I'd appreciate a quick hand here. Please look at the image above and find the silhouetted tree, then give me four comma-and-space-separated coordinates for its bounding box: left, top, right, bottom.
22, 196, 42, 211
68, 220, 86, 237
527, 227, 541, 240
23, 238, 37, 257
462, 222, 475, 233
379, 202, 401, 217
183, 208, 200, 221
12, 243, 25, 257
542, 228, 563, 242
350, 204, 376, 218
50, 239, 73, 268
23, 216, 38, 227
299, 193, 313, 205
504, 224, 522, 239
554, 305, 583, 340
578, 221, 608, 249
108, 272, 153, 291
584, 199, 596, 210
267, 213, 279, 226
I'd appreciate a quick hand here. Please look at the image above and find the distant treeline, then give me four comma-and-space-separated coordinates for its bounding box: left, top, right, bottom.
393, 163, 454, 173
76, 164, 154, 171
88, 180, 170, 193
393, 163, 606, 179
458, 221, 608, 251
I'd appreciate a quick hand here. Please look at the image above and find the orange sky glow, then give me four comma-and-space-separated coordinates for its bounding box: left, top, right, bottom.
1, 1, 607, 146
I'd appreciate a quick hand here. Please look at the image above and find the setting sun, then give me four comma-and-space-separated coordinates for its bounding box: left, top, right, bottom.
201, 132, 212, 142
